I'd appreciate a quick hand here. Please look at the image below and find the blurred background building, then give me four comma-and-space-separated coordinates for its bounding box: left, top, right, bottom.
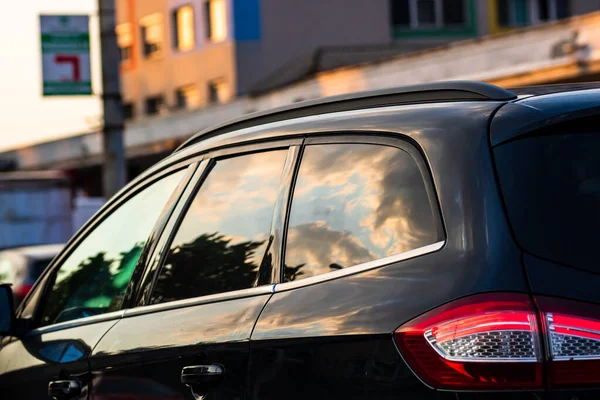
2, 0, 600, 199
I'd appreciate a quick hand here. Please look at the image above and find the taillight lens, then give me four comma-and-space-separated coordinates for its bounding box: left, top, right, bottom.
537, 296, 600, 387
395, 293, 600, 390
394, 293, 542, 389
14, 284, 33, 299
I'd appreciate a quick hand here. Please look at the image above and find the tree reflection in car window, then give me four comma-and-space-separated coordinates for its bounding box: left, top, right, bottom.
39, 171, 186, 326
285, 143, 439, 281
150, 150, 288, 304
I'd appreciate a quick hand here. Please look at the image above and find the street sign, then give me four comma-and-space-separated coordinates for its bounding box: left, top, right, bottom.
40, 15, 92, 96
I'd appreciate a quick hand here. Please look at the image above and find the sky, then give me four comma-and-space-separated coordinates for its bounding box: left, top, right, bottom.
0, 1, 102, 151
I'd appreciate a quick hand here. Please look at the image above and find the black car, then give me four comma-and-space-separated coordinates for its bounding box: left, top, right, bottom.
1, 81, 599, 400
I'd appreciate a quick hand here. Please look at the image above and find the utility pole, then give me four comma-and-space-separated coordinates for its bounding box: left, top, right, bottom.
98, 0, 126, 198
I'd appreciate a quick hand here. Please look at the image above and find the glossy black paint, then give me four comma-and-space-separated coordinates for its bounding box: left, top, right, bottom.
525, 254, 600, 304
247, 101, 534, 399
0, 319, 118, 399
490, 90, 600, 306
90, 293, 270, 400
249, 336, 544, 400
490, 88, 600, 146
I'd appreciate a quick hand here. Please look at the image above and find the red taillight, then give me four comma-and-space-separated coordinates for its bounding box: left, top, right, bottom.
394, 293, 542, 389
537, 297, 600, 387
394, 293, 600, 390
14, 284, 33, 299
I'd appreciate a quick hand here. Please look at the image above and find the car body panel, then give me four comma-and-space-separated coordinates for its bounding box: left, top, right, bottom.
91, 293, 271, 400
248, 100, 530, 398
490, 88, 600, 146
491, 90, 600, 307
0, 318, 118, 399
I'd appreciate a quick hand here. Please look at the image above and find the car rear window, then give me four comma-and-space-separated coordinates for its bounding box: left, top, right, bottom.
494, 130, 600, 272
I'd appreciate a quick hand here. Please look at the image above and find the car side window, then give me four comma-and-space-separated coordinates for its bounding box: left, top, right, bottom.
284, 143, 441, 282
38, 170, 186, 327
150, 150, 288, 304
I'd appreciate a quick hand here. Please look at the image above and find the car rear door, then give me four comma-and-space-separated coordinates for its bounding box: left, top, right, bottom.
0, 165, 191, 400
90, 141, 300, 400
248, 136, 449, 399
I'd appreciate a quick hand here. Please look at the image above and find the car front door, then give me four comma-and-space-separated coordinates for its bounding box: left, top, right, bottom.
89, 142, 299, 400
0, 166, 190, 400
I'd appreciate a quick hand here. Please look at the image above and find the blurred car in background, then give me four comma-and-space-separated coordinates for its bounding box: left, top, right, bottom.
0, 244, 63, 306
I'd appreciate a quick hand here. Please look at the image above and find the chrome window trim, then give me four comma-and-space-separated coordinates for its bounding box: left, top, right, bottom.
274, 240, 445, 292
124, 284, 275, 318
27, 310, 125, 336
26, 248, 443, 331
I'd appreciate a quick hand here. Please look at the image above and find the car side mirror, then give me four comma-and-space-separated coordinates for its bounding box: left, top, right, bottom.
0, 283, 15, 335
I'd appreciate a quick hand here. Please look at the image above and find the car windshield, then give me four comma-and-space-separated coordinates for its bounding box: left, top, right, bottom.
494, 129, 600, 272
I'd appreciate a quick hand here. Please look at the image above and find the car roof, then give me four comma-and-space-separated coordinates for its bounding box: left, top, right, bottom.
176, 80, 600, 153
1, 244, 64, 260
176, 80, 517, 151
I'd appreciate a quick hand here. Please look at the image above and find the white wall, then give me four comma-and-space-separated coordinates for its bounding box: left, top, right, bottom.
0, 0, 102, 151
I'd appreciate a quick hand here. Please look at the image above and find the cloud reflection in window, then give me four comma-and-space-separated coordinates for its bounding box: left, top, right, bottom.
285, 143, 438, 281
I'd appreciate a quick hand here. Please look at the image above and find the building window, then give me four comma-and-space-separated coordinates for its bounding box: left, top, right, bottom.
417, 0, 436, 25
497, 0, 570, 27
391, 0, 466, 28
204, 0, 228, 42
207, 79, 230, 104
145, 95, 165, 116
172, 5, 196, 51
537, 0, 570, 22
140, 13, 164, 59
175, 85, 201, 109
116, 23, 133, 64
123, 102, 135, 121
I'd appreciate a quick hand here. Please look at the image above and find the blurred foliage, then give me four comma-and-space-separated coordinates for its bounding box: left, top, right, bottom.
41, 244, 143, 325
151, 232, 264, 304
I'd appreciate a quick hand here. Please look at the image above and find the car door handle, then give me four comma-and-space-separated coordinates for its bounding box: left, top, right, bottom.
181, 364, 224, 399
48, 380, 81, 400
181, 364, 224, 386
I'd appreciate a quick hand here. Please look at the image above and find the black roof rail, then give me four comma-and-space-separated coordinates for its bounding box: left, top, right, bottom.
176, 81, 516, 151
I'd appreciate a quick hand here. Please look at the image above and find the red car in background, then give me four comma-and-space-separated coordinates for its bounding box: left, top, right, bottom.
0, 244, 63, 306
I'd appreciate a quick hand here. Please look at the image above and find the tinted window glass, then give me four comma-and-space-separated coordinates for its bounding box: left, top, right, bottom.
390, 0, 410, 26
285, 143, 440, 282
39, 171, 185, 326
497, 0, 510, 26
537, 0, 549, 21
417, 0, 436, 24
151, 150, 287, 304
443, 0, 465, 25
495, 132, 600, 273
556, 0, 570, 19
